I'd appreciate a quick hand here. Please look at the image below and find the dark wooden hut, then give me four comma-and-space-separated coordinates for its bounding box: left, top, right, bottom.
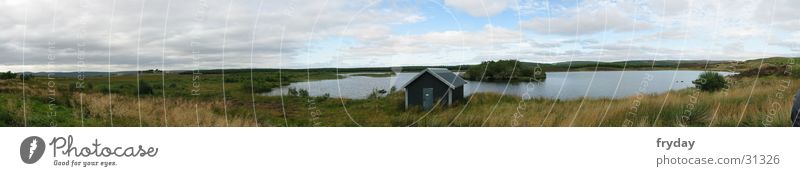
401, 68, 467, 110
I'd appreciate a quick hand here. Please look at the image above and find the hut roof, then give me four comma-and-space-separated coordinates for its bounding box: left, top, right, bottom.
402, 68, 467, 89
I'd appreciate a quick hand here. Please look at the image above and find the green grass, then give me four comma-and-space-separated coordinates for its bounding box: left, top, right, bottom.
0, 73, 795, 127
1, 57, 799, 127
348, 72, 396, 78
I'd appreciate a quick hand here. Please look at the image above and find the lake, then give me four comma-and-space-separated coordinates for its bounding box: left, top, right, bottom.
264, 70, 734, 100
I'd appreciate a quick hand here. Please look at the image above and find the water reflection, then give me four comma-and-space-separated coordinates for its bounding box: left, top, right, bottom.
264, 71, 734, 100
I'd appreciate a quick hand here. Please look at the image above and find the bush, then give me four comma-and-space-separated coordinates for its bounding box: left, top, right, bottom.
0, 71, 17, 80
224, 76, 240, 83
241, 82, 275, 93
692, 71, 727, 92
68, 82, 85, 92
287, 87, 309, 97
367, 88, 387, 99
288, 87, 298, 96
788, 65, 800, 77
19, 73, 34, 81
0, 109, 12, 126
139, 80, 154, 95
464, 60, 546, 81
315, 93, 330, 102
298, 89, 309, 97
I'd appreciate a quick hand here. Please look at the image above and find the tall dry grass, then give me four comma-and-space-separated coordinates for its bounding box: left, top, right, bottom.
72, 93, 257, 127
1, 80, 256, 127
391, 76, 795, 127
2, 75, 796, 127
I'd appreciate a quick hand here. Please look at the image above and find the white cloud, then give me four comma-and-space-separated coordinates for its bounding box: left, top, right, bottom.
754, 0, 800, 30
767, 32, 800, 52
520, 1, 651, 36
344, 24, 523, 57
1, 0, 799, 72
334, 24, 531, 66
402, 14, 427, 23
719, 27, 764, 39
648, 0, 689, 16
444, 0, 511, 17
0, 0, 421, 71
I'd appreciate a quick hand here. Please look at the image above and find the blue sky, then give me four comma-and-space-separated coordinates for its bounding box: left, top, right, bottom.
297, 0, 800, 69
1, 0, 799, 71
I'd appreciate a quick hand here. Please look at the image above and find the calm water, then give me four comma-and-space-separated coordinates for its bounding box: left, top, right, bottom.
264, 71, 734, 99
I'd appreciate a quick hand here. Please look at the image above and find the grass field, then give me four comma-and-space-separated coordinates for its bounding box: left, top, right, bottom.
1, 57, 798, 127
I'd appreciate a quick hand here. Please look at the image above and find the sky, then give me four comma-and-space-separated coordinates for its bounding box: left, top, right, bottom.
1, 0, 799, 72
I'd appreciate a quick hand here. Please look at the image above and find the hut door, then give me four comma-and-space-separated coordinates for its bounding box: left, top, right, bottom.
422, 88, 433, 110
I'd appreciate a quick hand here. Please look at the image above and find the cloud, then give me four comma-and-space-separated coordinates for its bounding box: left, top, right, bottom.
632, 29, 689, 43
444, 0, 511, 17
561, 39, 599, 45
754, 0, 800, 30
342, 24, 524, 58
402, 14, 427, 23
648, 0, 689, 16
0, 0, 422, 72
723, 42, 745, 54
767, 32, 800, 52
1, 0, 799, 72
520, 1, 651, 36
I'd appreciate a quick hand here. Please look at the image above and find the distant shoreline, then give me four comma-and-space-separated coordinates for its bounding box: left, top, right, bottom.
16, 57, 792, 77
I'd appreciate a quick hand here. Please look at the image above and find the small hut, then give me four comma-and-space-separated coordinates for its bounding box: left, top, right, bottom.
401, 68, 467, 110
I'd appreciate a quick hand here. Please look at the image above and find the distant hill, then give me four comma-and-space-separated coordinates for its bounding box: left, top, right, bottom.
534, 60, 736, 71
13, 57, 800, 78
20, 70, 184, 78
185, 60, 739, 74
22, 72, 113, 78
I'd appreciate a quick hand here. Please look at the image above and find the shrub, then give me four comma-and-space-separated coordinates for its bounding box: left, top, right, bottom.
367, 88, 387, 99
68, 82, 85, 92
19, 73, 34, 81
464, 60, 546, 81
224, 76, 240, 83
241, 82, 275, 93
0, 71, 17, 80
367, 89, 387, 112
139, 80, 154, 95
788, 65, 800, 77
0, 108, 13, 126
298, 89, 309, 97
315, 93, 330, 102
692, 71, 727, 92
288, 87, 299, 96
287, 87, 309, 97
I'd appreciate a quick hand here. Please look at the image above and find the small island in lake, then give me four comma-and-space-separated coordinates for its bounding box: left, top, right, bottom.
462, 60, 547, 82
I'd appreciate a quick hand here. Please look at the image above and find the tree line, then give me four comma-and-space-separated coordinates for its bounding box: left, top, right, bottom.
0, 71, 33, 80
463, 60, 546, 81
